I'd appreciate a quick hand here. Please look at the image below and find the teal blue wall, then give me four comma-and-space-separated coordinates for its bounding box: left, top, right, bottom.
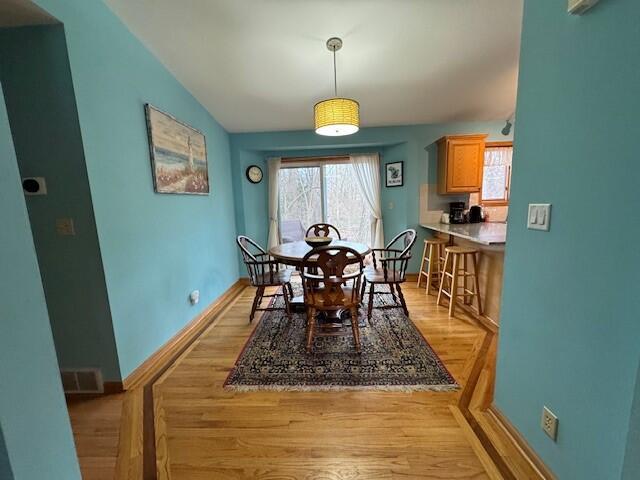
0, 25, 121, 381
230, 122, 510, 272
0, 82, 80, 479
495, 1, 640, 479
32, 0, 239, 378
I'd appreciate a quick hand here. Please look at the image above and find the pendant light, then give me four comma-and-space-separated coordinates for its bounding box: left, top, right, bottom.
314, 37, 360, 136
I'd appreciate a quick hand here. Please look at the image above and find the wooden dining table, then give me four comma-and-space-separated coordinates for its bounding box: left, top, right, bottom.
269, 239, 371, 325
269, 239, 371, 269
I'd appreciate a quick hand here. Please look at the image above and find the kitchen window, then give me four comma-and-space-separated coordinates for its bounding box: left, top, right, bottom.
278, 156, 372, 245
480, 142, 513, 206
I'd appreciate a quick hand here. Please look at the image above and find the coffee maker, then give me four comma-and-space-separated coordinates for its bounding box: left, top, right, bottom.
449, 202, 466, 224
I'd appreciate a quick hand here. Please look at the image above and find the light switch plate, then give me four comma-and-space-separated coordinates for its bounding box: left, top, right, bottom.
527, 204, 551, 231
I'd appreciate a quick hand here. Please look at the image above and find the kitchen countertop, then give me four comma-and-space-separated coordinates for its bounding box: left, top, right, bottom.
420, 222, 507, 245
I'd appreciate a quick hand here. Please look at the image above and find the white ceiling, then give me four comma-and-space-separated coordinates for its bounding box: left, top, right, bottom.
0, 0, 56, 27
104, 0, 523, 133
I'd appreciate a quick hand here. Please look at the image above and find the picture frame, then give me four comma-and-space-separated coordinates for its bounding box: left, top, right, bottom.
145, 104, 209, 195
385, 161, 404, 187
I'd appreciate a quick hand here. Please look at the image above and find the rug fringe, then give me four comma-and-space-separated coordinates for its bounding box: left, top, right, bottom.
224, 383, 460, 393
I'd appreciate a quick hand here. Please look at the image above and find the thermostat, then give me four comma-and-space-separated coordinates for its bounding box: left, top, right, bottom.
22, 177, 47, 195
568, 0, 599, 15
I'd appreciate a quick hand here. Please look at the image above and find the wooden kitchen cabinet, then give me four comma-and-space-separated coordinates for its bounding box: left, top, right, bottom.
436, 134, 487, 194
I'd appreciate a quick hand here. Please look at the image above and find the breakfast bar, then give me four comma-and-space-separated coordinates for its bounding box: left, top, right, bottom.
420, 222, 506, 325
420, 222, 507, 246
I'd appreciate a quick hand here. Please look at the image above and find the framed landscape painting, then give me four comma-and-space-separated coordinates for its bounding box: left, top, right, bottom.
145, 104, 209, 194
385, 161, 404, 187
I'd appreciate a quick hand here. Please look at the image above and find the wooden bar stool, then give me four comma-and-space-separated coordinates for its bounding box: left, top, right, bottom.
417, 237, 448, 294
437, 246, 483, 317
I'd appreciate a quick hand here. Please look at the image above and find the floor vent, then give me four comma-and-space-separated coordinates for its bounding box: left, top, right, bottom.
60, 368, 104, 393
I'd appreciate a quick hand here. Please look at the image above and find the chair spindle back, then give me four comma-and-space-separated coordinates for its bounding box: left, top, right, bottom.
305, 223, 342, 240
301, 246, 363, 310
237, 235, 279, 286
371, 229, 417, 282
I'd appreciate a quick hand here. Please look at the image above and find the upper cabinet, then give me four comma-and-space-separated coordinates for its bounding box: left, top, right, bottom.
436, 134, 487, 194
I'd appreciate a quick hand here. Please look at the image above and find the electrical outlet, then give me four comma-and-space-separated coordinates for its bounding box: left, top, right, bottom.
56, 218, 75, 236
541, 406, 558, 441
189, 290, 200, 305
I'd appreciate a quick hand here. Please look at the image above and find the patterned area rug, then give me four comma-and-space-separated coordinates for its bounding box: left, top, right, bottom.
225, 284, 458, 392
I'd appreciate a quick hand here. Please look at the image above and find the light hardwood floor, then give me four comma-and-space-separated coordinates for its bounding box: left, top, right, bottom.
67, 393, 126, 480
68, 281, 498, 479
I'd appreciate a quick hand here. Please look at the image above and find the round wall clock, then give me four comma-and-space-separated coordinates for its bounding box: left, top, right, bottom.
246, 165, 263, 184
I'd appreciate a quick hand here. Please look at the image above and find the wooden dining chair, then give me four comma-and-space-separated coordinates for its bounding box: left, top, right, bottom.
301, 245, 364, 353
305, 223, 342, 239
361, 229, 417, 321
237, 235, 294, 323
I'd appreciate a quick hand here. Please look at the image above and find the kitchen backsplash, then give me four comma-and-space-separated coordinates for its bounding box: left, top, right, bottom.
420, 184, 508, 223
469, 192, 508, 222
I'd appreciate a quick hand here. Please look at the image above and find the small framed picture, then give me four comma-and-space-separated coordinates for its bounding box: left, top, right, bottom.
385, 161, 404, 187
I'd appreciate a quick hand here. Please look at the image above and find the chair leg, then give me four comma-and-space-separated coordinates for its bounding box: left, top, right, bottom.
249, 286, 264, 323
389, 283, 398, 304
282, 284, 292, 320
350, 306, 361, 353
434, 244, 444, 295
306, 307, 316, 353
417, 242, 428, 288
463, 253, 471, 305
471, 253, 483, 316
437, 252, 450, 307
360, 278, 367, 302
396, 283, 409, 317
286, 281, 294, 299
425, 243, 435, 295
449, 255, 459, 318
367, 283, 375, 322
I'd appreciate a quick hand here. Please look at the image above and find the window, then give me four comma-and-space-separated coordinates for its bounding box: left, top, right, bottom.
324, 163, 371, 244
480, 142, 513, 206
278, 157, 372, 245
278, 166, 322, 229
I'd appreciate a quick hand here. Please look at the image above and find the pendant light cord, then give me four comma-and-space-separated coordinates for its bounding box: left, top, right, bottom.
333, 48, 338, 97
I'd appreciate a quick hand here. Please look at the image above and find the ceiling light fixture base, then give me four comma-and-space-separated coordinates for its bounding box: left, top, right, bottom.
326, 37, 343, 52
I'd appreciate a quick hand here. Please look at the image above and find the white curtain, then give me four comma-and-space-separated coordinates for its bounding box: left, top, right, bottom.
350, 153, 384, 249
267, 157, 281, 249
